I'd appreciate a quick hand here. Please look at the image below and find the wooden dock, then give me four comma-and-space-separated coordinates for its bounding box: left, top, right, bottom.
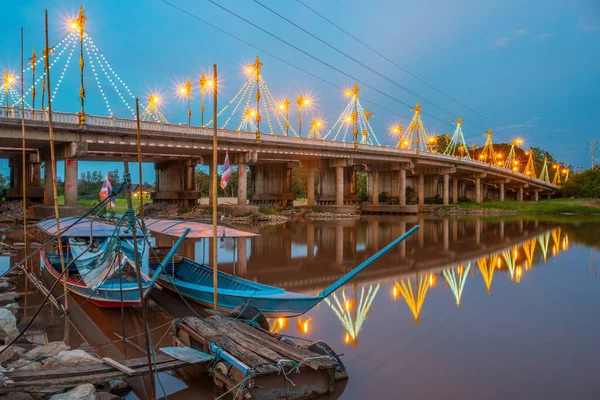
0, 349, 212, 393
175, 315, 346, 400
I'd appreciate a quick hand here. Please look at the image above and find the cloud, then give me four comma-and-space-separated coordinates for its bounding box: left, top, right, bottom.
578, 18, 599, 32
535, 33, 557, 41
524, 117, 542, 124
492, 28, 528, 48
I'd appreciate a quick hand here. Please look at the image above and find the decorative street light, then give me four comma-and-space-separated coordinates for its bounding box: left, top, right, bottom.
308, 118, 324, 139
198, 72, 213, 127
279, 97, 290, 136
71, 5, 86, 125
391, 124, 403, 147
179, 78, 192, 125
3, 70, 15, 116
297, 94, 310, 137
28, 49, 37, 110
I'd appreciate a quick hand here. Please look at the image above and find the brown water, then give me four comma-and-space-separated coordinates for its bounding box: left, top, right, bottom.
3, 215, 600, 399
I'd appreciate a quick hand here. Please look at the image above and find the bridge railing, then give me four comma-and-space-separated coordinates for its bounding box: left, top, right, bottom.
0, 106, 555, 188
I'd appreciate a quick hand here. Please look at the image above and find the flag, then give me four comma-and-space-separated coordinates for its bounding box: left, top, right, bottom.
220, 150, 232, 190
99, 174, 115, 208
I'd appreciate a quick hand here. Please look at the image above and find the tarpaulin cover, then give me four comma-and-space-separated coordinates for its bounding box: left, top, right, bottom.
143, 218, 257, 238
38, 217, 139, 238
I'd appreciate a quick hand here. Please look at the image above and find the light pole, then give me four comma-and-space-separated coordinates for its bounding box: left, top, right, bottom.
179, 78, 192, 126
71, 5, 86, 125
29, 49, 37, 110
3, 70, 15, 117
199, 72, 213, 127
297, 94, 310, 137
279, 97, 290, 136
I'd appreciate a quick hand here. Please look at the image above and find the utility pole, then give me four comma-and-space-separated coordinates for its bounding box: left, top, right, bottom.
588, 138, 600, 171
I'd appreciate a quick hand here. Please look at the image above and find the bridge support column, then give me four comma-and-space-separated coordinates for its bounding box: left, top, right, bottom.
443, 218, 449, 251
307, 167, 315, 207
372, 171, 379, 205
518, 186, 524, 202
475, 177, 482, 203
443, 173, 449, 205
452, 177, 458, 204
399, 169, 406, 206
43, 157, 54, 205
152, 159, 201, 208
64, 159, 78, 207
5, 153, 43, 201
336, 166, 344, 206
238, 163, 247, 205
418, 173, 425, 206
249, 163, 295, 207
499, 182, 505, 202
335, 224, 344, 265
534, 191, 539, 202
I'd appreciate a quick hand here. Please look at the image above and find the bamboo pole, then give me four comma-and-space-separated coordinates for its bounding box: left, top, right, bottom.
20, 27, 27, 263
123, 161, 155, 398
212, 64, 218, 309
136, 98, 143, 218
45, 10, 68, 315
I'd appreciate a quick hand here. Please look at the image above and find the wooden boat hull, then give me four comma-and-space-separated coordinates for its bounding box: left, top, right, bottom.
150, 258, 322, 318
41, 251, 148, 308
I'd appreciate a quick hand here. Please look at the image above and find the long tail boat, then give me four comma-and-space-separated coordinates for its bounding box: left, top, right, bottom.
145, 218, 419, 317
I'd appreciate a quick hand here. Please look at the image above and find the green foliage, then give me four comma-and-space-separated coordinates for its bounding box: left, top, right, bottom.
425, 195, 443, 204
259, 206, 281, 215
459, 198, 600, 214
356, 172, 368, 201
561, 170, 600, 198
291, 168, 309, 197
0, 173, 7, 189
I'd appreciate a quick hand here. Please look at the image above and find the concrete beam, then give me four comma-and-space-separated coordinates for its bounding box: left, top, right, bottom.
329, 158, 353, 168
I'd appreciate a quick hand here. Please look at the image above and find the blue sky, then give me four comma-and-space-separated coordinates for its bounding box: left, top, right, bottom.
1, 0, 599, 180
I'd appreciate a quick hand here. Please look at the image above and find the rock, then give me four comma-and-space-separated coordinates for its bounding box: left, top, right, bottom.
6, 358, 42, 371
49, 384, 97, 400
2, 304, 18, 315
0, 281, 10, 291
22, 341, 70, 360
107, 379, 131, 396
0, 308, 19, 344
0, 293, 19, 303
0, 345, 18, 364
95, 393, 119, 400
0, 392, 35, 400
42, 349, 102, 369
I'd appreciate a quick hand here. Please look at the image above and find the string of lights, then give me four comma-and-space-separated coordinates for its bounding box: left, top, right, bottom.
259, 79, 288, 136
51, 36, 77, 102
328, 100, 354, 142
83, 37, 113, 116
84, 34, 136, 117
85, 34, 141, 112
20, 34, 71, 75
9, 87, 32, 109
220, 80, 252, 128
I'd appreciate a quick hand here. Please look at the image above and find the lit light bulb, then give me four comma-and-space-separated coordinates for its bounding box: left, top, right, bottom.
206, 79, 214, 87
279, 104, 284, 110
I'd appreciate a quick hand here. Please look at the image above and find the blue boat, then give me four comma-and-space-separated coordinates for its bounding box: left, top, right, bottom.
38, 217, 154, 308
145, 218, 419, 317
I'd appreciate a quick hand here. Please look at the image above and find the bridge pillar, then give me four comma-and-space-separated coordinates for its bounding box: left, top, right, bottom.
534, 191, 539, 202
307, 167, 315, 207
483, 185, 489, 201
475, 177, 482, 203
236, 238, 247, 276
499, 182, 505, 202
335, 166, 344, 206
547, 193, 552, 200
517, 186, 524, 202
5, 153, 43, 201
335, 224, 344, 265
442, 173, 449, 205
306, 222, 315, 259
452, 177, 458, 204
418, 173, 425, 205
371, 171, 379, 205
152, 159, 201, 207
238, 162, 247, 205
443, 218, 449, 251
399, 169, 407, 205
249, 162, 295, 207
64, 159, 78, 207
43, 157, 54, 205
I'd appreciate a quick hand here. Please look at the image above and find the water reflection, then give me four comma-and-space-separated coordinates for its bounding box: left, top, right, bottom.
3, 216, 597, 399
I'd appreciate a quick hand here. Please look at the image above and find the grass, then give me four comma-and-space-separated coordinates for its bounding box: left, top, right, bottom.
56, 195, 150, 213
458, 198, 600, 214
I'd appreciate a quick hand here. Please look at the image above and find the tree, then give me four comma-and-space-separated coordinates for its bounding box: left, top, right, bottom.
0, 173, 7, 189
561, 170, 600, 198
292, 168, 309, 198
356, 171, 368, 201
107, 169, 121, 187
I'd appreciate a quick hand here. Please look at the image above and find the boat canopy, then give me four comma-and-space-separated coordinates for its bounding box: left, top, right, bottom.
143, 218, 257, 238
38, 217, 139, 238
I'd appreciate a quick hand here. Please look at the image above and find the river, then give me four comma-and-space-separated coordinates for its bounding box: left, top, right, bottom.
3, 215, 599, 399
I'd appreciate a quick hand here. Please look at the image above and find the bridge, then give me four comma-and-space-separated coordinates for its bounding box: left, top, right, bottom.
0, 7, 560, 215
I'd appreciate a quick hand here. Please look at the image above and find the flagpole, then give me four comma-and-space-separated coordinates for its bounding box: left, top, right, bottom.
212, 64, 218, 309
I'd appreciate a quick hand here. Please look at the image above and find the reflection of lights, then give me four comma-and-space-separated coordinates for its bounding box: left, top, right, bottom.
278, 317, 286, 330
396, 276, 430, 324
392, 285, 399, 299
444, 263, 471, 306
344, 333, 351, 344
344, 299, 352, 311
297, 317, 311, 334
515, 265, 523, 283
429, 273, 436, 286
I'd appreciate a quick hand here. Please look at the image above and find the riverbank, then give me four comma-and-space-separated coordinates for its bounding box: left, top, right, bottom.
437, 198, 600, 215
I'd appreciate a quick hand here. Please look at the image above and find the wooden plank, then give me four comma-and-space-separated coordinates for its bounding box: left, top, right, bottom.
183, 317, 277, 374
102, 357, 136, 376
228, 319, 337, 370
205, 317, 286, 364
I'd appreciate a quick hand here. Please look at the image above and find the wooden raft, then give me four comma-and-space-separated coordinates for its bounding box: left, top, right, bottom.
0, 352, 210, 392
176, 315, 343, 400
